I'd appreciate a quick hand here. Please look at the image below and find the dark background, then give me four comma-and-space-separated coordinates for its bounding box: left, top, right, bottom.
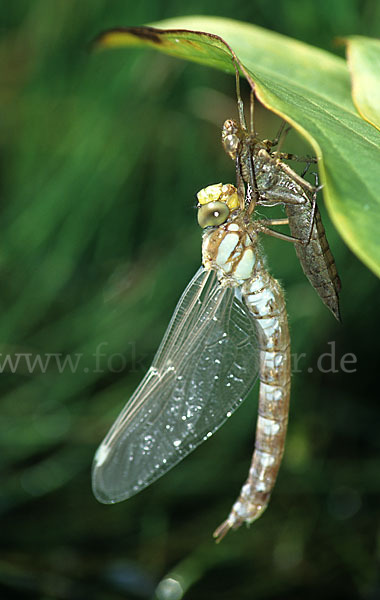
1, 1, 379, 599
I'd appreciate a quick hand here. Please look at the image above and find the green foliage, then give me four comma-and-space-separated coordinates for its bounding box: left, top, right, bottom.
345, 35, 380, 129
0, 2, 379, 599
98, 16, 380, 278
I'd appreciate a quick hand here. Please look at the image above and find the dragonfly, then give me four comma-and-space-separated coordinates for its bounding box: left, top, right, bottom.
222, 70, 341, 321
92, 182, 291, 541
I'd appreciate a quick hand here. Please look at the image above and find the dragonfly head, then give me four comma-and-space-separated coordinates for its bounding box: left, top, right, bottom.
222, 118, 263, 162
197, 183, 240, 228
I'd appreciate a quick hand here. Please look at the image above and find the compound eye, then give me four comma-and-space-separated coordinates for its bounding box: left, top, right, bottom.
197, 201, 230, 228
223, 134, 238, 155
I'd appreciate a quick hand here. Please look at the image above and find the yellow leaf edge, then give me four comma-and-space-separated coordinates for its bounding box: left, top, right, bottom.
341, 36, 380, 132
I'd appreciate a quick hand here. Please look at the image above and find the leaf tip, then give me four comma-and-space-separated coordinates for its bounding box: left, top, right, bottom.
93, 26, 165, 51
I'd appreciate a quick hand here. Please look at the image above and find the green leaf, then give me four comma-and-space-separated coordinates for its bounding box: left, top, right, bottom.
344, 35, 380, 130
95, 16, 380, 278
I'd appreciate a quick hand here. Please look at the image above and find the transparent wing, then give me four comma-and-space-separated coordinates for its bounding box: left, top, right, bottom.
92, 267, 259, 503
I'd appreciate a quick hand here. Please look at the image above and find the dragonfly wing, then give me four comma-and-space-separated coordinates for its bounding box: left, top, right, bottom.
92, 267, 259, 503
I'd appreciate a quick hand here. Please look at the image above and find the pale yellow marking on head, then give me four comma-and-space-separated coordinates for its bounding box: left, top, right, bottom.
221, 184, 239, 210
197, 183, 239, 210
197, 184, 224, 205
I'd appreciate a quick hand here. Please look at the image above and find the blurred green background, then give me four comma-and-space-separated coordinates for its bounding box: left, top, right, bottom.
1, 1, 380, 599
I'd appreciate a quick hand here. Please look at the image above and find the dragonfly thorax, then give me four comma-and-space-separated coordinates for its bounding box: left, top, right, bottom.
197, 182, 258, 287
202, 215, 258, 286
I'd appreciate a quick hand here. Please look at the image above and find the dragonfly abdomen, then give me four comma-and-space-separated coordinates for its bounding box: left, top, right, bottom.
214, 266, 291, 541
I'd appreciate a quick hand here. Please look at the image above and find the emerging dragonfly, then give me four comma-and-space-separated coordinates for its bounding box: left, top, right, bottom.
93, 182, 291, 541
222, 71, 341, 321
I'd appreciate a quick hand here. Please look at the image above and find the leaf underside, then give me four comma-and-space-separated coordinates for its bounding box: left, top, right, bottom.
95, 16, 380, 278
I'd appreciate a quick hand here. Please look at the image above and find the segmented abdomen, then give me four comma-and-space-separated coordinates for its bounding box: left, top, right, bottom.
214, 265, 291, 541
286, 202, 341, 321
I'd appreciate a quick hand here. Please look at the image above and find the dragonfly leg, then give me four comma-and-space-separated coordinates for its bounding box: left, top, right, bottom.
301, 161, 312, 178
263, 218, 289, 226
263, 120, 317, 167
275, 153, 318, 167
249, 89, 255, 135
302, 172, 323, 245
258, 189, 308, 207
257, 189, 317, 247
264, 122, 291, 153
258, 187, 318, 246
235, 153, 246, 209
233, 60, 248, 133
255, 221, 303, 244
